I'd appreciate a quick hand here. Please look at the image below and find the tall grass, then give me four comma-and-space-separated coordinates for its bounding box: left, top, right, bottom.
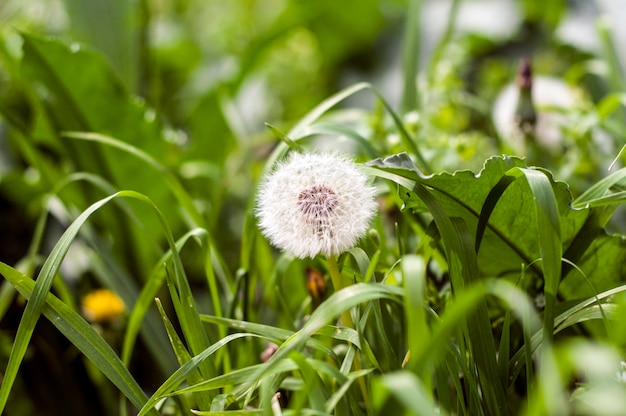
1, 0, 626, 415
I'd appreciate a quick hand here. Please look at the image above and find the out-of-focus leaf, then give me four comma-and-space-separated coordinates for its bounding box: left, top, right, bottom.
20, 32, 182, 245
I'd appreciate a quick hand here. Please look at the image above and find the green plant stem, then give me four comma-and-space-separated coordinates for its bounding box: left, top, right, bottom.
326, 255, 369, 408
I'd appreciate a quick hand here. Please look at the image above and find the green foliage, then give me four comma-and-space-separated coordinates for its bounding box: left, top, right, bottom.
2, 0, 626, 415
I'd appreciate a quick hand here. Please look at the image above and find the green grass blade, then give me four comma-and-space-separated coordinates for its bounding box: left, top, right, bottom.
572, 166, 626, 208
520, 168, 562, 348
121, 228, 208, 366
414, 185, 507, 415
0, 262, 157, 415
0, 191, 122, 413
155, 298, 212, 411
400, 0, 422, 113
238, 283, 403, 405
137, 333, 261, 416
62, 131, 206, 228
372, 371, 445, 416
400, 254, 429, 378
288, 82, 373, 139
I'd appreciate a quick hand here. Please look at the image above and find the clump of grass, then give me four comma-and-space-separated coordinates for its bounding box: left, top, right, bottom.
2, 1, 626, 415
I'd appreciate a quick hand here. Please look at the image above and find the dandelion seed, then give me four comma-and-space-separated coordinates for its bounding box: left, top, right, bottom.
256, 152, 377, 259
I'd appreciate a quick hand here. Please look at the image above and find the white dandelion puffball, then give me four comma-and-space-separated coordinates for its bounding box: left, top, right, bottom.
256, 152, 377, 259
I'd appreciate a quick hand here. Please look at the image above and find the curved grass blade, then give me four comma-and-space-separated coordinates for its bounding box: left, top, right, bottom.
0, 263, 157, 415
508, 284, 626, 384
61, 131, 206, 229
137, 333, 261, 416
293, 121, 378, 158
32, 176, 179, 382
0, 190, 123, 412
240, 283, 403, 407
265, 83, 429, 174
572, 166, 626, 209
0, 189, 216, 412
155, 298, 211, 411
476, 167, 562, 346
367, 159, 508, 416
121, 228, 208, 366
265, 123, 304, 152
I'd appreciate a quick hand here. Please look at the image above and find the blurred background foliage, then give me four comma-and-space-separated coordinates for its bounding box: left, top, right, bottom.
1, 0, 626, 414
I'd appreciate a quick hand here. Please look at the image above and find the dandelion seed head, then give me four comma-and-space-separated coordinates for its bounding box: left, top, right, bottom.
256, 152, 377, 259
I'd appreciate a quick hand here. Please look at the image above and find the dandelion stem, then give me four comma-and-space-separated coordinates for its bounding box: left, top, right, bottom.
326, 255, 369, 408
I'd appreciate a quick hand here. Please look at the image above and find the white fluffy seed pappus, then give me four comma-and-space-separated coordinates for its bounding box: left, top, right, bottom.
256, 152, 377, 259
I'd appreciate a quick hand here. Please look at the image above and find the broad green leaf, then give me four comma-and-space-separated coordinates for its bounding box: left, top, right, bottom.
367, 153, 625, 299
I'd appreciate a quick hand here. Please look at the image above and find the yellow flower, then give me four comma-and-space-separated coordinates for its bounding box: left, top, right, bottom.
82, 289, 125, 323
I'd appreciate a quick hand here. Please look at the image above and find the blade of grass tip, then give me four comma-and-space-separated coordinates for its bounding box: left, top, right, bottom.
155, 298, 211, 411
256, 82, 377, 185
163, 261, 216, 387
0, 263, 158, 415
608, 143, 626, 171
297, 122, 379, 158
572, 166, 626, 208
346, 247, 371, 280
370, 87, 430, 173
265, 123, 303, 152
401, 0, 422, 113
485, 279, 543, 394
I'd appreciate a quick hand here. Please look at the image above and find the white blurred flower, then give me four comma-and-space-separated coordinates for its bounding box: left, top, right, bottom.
616, 361, 626, 384
256, 152, 377, 259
